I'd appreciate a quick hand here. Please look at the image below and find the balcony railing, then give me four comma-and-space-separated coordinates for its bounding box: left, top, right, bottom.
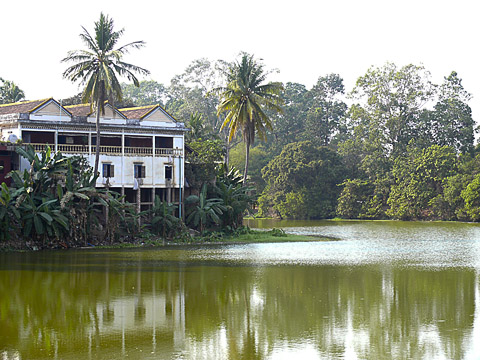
91, 145, 122, 155
24, 143, 182, 157
125, 146, 153, 155
58, 144, 89, 154
156, 148, 183, 156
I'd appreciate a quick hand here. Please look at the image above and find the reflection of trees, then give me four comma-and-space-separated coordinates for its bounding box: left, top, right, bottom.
182, 265, 476, 359
0, 250, 477, 359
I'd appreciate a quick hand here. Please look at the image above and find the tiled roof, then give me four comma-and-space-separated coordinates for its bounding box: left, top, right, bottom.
64, 104, 93, 117
119, 105, 158, 119
0, 99, 176, 122
119, 104, 177, 121
0, 98, 51, 115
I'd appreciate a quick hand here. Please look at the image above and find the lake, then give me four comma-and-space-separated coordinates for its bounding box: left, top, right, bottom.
1, 220, 480, 359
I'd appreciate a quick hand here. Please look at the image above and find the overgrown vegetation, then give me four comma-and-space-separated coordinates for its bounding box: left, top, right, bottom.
138, 59, 478, 222
0, 145, 256, 250
5, 53, 480, 224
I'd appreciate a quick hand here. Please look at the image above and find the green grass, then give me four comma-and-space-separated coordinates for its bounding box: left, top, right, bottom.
90, 229, 335, 249
218, 231, 333, 244
1, 228, 336, 252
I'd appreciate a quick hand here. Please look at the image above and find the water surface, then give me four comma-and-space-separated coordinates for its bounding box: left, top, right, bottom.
1, 220, 480, 359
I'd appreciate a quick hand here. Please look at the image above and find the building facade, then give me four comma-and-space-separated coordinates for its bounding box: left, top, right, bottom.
0, 98, 188, 209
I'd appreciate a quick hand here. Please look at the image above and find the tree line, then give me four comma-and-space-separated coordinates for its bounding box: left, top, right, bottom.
4, 60, 478, 222
113, 61, 477, 222
2, 13, 478, 222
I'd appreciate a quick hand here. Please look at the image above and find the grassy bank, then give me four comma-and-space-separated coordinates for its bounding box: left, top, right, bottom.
97, 228, 335, 249
214, 229, 334, 244
0, 228, 335, 252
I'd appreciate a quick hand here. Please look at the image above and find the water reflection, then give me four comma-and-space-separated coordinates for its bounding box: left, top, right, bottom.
0, 246, 478, 359
2, 220, 480, 359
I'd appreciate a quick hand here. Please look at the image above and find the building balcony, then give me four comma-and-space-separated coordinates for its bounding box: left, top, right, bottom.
24, 143, 183, 157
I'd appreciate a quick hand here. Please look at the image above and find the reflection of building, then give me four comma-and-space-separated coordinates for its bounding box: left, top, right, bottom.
0, 98, 188, 208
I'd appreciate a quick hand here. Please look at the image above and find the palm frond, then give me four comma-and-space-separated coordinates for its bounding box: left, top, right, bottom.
79, 28, 99, 53
116, 41, 147, 54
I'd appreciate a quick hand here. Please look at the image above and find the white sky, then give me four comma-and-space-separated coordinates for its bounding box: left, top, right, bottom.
1, 0, 479, 121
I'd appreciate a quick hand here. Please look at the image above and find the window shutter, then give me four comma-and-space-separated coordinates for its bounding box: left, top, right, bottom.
165, 165, 172, 180
134, 164, 145, 178
110, 165, 114, 178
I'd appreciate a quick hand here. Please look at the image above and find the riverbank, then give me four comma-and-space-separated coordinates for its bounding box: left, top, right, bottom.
96, 229, 335, 249
0, 228, 335, 252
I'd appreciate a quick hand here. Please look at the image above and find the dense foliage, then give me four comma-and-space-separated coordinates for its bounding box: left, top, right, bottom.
0, 145, 141, 247
5, 53, 480, 223
0, 77, 25, 104
258, 141, 345, 219
154, 59, 477, 221
0, 145, 255, 248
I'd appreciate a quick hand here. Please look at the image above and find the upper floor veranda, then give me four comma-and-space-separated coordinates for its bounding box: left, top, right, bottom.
0, 98, 189, 156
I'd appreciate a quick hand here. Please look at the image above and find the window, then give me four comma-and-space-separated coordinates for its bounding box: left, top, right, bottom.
165, 165, 172, 180
134, 164, 146, 178
156, 136, 173, 148
102, 163, 114, 178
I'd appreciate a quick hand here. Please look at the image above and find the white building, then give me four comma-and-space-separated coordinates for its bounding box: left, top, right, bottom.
0, 98, 189, 209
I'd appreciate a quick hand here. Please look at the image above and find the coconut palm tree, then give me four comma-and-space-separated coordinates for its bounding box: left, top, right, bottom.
216, 54, 283, 184
0, 78, 25, 104
62, 13, 149, 175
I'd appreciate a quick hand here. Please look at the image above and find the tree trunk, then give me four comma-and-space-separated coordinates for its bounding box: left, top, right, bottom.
225, 140, 230, 167
94, 103, 101, 176
162, 215, 166, 246
105, 182, 110, 243
136, 184, 141, 228
243, 140, 250, 185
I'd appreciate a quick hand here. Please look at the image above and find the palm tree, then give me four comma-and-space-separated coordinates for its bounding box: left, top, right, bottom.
62, 13, 150, 175
216, 54, 283, 184
0, 78, 25, 104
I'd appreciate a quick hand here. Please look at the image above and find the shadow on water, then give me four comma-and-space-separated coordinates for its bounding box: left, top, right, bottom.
0, 245, 267, 274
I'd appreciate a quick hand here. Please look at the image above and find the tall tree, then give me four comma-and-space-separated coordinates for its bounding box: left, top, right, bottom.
349, 63, 435, 158
269, 82, 310, 153
430, 72, 475, 154
304, 74, 347, 146
62, 13, 149, 175
0, 78, 25, 104
121, 80, 166, 107
167, 58, 228, 127
259, 141, 345, 219
216, 53, 283, 183
387, 144, 457, 220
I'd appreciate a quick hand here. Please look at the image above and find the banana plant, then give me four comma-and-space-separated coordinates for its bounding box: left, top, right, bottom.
0, 182, 20, 241
19, 196, 68, 241
56, 158, 98, 245
215, 181, 255, 230
186, 183, 226, 233
150, 196, 179, 243
15, 145, 69, 195
215, 164, 255, 230
8, 145, 90, 245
